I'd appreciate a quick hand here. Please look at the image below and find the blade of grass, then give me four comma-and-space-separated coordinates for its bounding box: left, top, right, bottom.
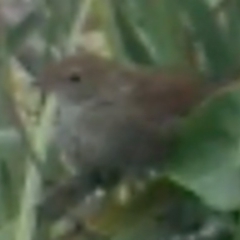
107, 0, 190, 67
180, 0, 237, 79
15, 96, 57, 240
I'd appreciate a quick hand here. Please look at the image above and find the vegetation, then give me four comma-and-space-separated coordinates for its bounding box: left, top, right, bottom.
1, 0, 240, 239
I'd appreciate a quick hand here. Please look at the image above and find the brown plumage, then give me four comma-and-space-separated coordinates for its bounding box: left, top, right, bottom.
38, 53, 211, 125
36, 52, 235, 221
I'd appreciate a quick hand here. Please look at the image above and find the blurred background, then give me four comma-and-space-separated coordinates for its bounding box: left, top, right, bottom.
1, 0, 240, 239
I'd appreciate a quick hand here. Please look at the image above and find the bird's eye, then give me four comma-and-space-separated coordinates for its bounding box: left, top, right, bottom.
68, 71, 82, 83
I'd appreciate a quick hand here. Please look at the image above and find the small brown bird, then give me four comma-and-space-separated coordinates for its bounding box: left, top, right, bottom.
36, 51, 236, 221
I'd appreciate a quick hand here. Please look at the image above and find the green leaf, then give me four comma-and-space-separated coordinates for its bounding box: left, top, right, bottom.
168, 86, 240, 210
6, 10, 43, 54
106, 1, 154, 65
0, 34, 27, 226
224, 0, 240, 73
180, 0, 237, 79
40, 0, 83, 60
107, 0, 189, 67
0, 220, 17, 240
0, 128, 27, 226
179, 167, 240, 211
16, 96, 58, 240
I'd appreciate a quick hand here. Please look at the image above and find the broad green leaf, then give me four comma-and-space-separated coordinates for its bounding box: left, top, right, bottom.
177, 167, 240, 211
168, 86, 240, 210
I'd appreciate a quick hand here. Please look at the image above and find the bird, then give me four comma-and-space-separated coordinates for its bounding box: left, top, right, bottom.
35, 51, 238, 221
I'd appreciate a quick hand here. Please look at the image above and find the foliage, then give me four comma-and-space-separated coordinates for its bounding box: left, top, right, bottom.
1, 0, 240, 239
